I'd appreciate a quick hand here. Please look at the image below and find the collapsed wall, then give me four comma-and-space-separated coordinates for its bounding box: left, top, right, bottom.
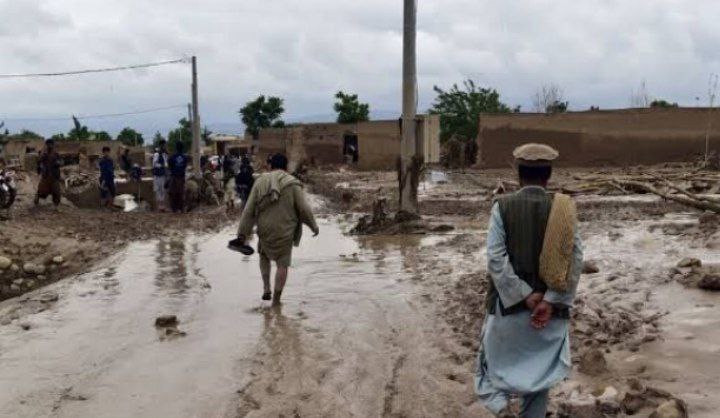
477, 108, 720, 167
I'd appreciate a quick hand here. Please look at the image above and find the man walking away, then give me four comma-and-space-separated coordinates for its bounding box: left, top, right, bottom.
475, 143, 583, 418
236, 153, 319, 304
34, 139, 62, 208
235, 156, 255, 208
152, 141, 169, 212
168, 142, 189, 213
98, 146, 116, 209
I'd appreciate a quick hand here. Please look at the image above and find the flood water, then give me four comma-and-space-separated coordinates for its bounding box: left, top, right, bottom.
0, 216, 476, 417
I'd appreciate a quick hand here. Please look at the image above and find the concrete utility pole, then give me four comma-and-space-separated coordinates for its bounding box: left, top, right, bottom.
191, 56, 201, 175
399, 0, 419, 214
187, 103, 192, 125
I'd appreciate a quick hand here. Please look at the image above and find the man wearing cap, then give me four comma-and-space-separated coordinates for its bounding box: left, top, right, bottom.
475, 143, 584, 418
34, 139, 62, 208
236, 153, 319, 304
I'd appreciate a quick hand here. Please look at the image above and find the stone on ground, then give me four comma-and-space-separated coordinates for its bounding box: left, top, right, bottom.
155, 315, 178, 327
582, 260, 600, 274
698, 274, 720, 291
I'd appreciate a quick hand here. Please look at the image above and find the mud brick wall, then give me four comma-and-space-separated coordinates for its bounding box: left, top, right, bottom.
477, 108, 720, 167
356, 120, 401, 170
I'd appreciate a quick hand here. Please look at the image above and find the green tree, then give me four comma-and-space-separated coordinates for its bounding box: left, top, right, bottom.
9, 129, 44, 140
116, 127, 144, 146
168, 118, 192, 153
546, 100, 569, 114
650, 99, 679, 109
333, 91, 370, 123
239, 95, 285, 140
67, 116, 91, 141
93, 131, 112, 141
429, 79, 511, 143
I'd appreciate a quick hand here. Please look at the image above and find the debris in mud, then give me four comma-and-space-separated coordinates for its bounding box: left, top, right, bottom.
650, 398, 688, 418
578, 348, 607, 376
155, 315, 186, 340
698, 273, 720, 291
350, 198, 448, 235
676, 257, 701, 268
155, 315, 179, 327
159, 327, 187, 341
582, 260, 600, 274
431, 224, 455, 232
19, 321, 31, 331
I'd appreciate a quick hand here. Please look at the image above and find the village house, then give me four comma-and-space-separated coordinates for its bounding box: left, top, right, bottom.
256, 115, 441, 171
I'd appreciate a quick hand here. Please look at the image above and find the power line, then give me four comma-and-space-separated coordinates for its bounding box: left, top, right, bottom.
0, 58, 188, 79
2, 104, 187, 122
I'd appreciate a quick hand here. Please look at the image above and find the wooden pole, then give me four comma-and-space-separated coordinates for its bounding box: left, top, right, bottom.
191, 56, 201, 175
399, 0, 419, 215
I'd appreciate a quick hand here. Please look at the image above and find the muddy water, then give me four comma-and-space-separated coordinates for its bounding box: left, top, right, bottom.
0, 217, 482, 418
579, 212, 720, 417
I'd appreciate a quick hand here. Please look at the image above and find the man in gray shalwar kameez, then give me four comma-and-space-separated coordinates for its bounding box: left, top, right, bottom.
475, 143, 584, 418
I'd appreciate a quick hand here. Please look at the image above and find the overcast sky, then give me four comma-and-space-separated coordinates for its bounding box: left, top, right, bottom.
2, 0, 719, 137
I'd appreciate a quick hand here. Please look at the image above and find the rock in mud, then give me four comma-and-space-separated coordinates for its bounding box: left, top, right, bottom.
23, 263, 46, 275
155, 315, 178, 327
621, 390, 649, 415
582, 261, 600, 274
676, 257, 701, 268
698, 273, 720, 291
52, 256, 64, 264
19, 322, 31, 331
10, 263, 19, 272
0, 256, 11, 270
578, 348, 607, 376
649, 399, 688, 418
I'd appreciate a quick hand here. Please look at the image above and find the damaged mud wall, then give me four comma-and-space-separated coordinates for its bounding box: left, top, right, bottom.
478, 108, 720, 168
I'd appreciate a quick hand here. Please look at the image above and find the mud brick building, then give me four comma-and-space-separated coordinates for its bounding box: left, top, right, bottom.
477, 108, 720, 167
258, 115, 441, 171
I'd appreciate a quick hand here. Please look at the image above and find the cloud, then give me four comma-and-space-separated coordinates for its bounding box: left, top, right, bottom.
1, 0, 718, 137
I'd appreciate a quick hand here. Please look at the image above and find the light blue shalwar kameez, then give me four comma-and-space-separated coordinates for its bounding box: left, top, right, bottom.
475, 197, 583, 418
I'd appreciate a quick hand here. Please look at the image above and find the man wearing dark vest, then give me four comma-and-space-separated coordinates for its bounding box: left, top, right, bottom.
475, 143, 584, 418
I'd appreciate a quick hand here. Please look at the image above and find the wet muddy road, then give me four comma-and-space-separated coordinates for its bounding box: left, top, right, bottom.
0, 215, 483, 418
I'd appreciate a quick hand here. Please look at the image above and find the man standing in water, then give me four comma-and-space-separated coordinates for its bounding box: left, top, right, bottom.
475, 143, 583, 418
236, 153, 319, 304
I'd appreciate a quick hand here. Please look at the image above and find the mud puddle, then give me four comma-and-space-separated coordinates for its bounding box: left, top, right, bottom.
0, 215, 483, 418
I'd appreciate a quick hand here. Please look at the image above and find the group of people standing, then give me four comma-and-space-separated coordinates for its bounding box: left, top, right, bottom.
151, 140, 189, 213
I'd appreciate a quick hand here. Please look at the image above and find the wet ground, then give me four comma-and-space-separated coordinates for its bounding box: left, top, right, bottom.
0, 214, 485, 418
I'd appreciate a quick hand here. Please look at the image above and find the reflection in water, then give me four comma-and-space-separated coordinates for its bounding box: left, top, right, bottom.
154, 239, 189, 295
261, 304, 304, 369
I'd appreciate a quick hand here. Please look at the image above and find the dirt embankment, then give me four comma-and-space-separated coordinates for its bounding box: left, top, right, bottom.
0, 172, 233, 301
308, 165, 720, 417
